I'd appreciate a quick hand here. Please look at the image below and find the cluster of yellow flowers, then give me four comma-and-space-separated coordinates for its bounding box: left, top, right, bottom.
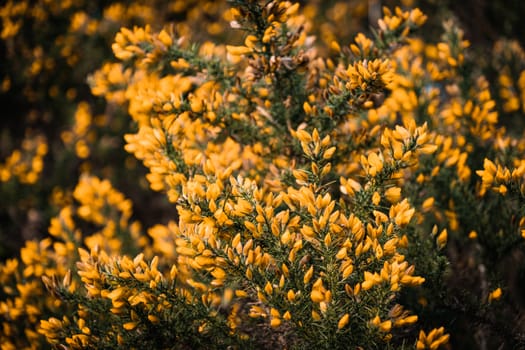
476, 158, 525, 239
60, 102, 94, 159
2, 0, 525, 349
493, 40, 525, 114
0, 174, 146, 349
0, 134, 47, 185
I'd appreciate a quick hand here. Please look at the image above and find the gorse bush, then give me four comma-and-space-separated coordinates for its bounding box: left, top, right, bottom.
1, 0, 525, 349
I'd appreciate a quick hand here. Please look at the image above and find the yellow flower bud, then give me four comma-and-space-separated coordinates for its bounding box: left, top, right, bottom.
303, 266, 314, 284
337, 313, 350, 329
488, 287, 502, 302
226, 45, 252, 56
436, 229, 447, 249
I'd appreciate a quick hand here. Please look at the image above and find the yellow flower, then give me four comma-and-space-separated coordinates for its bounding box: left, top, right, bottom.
158, 29, 173, 47
385, 187, 402, 203
226, 45, 252, 56
123, 322, 137, 330
310, 289, 324, 303
417, 327, 450, 349
303, 265, 314, 284
337, 313, 350, 329
270, 317, 281, 328
287, 289, 296, 302
488, 287, 502, 302
436, 229, 447, 249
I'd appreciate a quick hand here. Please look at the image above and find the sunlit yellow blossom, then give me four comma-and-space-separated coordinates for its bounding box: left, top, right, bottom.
488, 287, 502, 302
417, 327, 450, 349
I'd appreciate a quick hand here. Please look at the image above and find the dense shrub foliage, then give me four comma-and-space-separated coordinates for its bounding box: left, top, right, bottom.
1, 0, 525, 349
